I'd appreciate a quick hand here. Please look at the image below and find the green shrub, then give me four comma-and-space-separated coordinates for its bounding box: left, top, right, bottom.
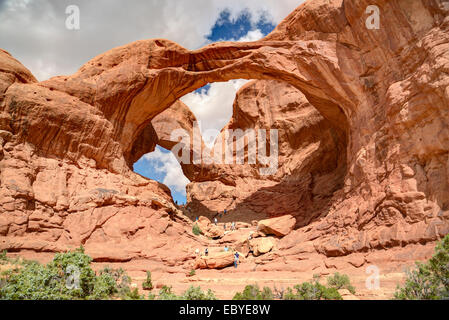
158, 285, 180, 300
120, 287, 145, 300
394, 234, 449, 300
282, 287, 297, 300
154, 285, 217, 300
148, 292, 156, 300
192, 224, 202, 236
294, 282, 341, 300
47, 246, 96, 298
90, 272, 118, 300
0, 247, 135, 300
0, 250, 7, 262
189, 269, 196, 277
142, 271, 153, 290
181, 286, 217, 300
280, 282, 341, 300
232, 281, 343, 301
327, 272, 356, 294
232, 284, 273, 300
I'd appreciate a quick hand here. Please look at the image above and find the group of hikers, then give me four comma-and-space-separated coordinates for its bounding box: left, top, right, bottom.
193, 209, 242, 268
194, 209, 237, 231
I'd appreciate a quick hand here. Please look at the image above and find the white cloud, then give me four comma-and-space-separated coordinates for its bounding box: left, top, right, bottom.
0, 0, 303, 81
142, 147, 190, 195
179, 29, 265, 147
236, 29, 264, 42
181, 78, 248, 147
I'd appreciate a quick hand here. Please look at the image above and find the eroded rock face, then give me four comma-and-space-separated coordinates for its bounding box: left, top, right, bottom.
184, 80, 346, 226
0, 0, 449, 273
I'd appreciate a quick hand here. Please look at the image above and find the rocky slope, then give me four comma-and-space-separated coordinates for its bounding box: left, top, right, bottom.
1, 0, 449, 286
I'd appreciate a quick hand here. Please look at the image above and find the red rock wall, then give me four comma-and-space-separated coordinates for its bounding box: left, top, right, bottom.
0, 0, 448, 268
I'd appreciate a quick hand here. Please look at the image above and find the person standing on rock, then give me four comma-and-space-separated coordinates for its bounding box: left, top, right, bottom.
214, 217, 218, 225
234, 252, 239, 268
205, 248, 209, 256
231, 221, 236, 231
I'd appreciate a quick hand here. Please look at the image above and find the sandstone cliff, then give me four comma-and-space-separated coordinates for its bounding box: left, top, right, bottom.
0, 0, 448, 274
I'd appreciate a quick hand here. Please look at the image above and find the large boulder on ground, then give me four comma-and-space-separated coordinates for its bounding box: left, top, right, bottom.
207, 224, 225, 239
249, 237, 276, 256
257, 215, 296, 237
196, 216, 211, 230
194, 251, 234, 269
195, 216, 224, 239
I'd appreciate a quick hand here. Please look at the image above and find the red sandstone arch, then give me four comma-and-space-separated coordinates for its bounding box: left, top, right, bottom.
39, 38, 354, 168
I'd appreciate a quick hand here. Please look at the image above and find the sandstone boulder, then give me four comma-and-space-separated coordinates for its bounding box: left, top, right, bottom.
194, 216, 224, 239
207, 225, 225, 239
249, 237, 276, 256
194, 251, 234, 269
257, 215, 296, 237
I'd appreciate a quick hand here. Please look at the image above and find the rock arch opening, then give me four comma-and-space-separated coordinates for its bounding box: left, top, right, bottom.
33, 38, 353, 229
139, 78, 349, 229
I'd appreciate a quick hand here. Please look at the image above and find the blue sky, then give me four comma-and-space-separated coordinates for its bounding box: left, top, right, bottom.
134, 9, 275, 204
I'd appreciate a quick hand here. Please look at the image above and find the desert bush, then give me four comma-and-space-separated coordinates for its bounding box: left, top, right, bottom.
327, 272, 356, 294
142, 271, 153, 290
192, 224, 202, 236
0, 250, 7, 262
189, 269, 196, 277
90, 272, 118, 300
181, 285, 217, 300
232, 284, 273, 300
394, 234, 449, 300
154, 285, 217, 300
147, 292, 156, 300
0, 247, 136, 300
158, 285, 180, 300
233, 280, 342, 300
120, 287, 145, 300
293, 282, 341, 300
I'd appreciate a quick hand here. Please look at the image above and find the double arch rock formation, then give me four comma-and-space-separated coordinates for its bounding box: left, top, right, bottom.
0, 0, 449, 269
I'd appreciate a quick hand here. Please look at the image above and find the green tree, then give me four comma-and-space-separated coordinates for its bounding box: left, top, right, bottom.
327, 272, 356, 294
394, 234, 449, 300
181, 286, 217, 300
0, 247, 136, 300
232, 284, 274, 300
142, 271, 153, 290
